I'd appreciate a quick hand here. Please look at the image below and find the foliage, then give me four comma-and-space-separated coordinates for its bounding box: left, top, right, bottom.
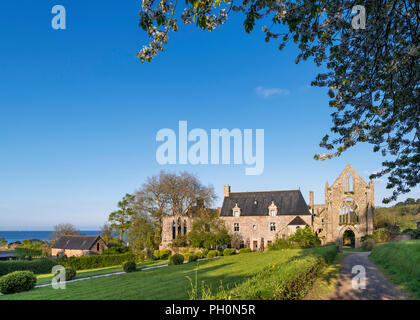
102, 243, 131, 255
109, 193, 137, 241
100, 223, 118, 246
50, 223, 80, 241
372, 228, 393, 243
374, 202, 420, 230
288, 226, 321, 248
55, 267, 77, 281
222, 248, 236, 256
171, 234, 189, 248
126, 210, 158, 255
402, 229, 420, 239
206, 250, 219, 259
123, 261, 137, 273
13, 247, 42, 259
0, 271, 37, 294
153, 250, 160, 260
0, 237, 7, 248
239, 248, 252, 254
55, 253, 136, 271
188, 254, 198, 263
188, 210, 231, 249
159, 249, 172, 260
370, 240, 420, 299
138, 1, 419, 202
194, 250, 203, 259
0, 258, 55, 276
361, 238, 375, 251
169, 253, 184, 265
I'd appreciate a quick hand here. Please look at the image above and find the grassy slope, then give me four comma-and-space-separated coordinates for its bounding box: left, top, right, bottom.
303, 253, 348, 300
369, 240, 420, 299
1, 249, 317, 300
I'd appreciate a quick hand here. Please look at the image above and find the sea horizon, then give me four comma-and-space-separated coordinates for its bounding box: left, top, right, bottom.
0, 230, 101, 243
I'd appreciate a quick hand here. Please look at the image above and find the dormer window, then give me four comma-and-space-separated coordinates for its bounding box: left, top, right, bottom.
232, 203, 241, 217
268, 201, 278, 216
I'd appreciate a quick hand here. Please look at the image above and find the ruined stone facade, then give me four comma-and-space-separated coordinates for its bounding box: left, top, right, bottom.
160, 165, 374, 250
310, 164, 374, 248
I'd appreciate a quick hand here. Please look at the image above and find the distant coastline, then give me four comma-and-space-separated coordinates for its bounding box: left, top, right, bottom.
0, 231, 100, 243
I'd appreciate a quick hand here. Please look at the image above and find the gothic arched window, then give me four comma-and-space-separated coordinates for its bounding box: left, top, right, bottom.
172, 220, 176, 239
183, 220, 187, 234
345, 173, 353, 192
177, 217, 181, 235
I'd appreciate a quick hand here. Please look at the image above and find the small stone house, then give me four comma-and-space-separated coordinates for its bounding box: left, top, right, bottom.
51, 235, 107, 258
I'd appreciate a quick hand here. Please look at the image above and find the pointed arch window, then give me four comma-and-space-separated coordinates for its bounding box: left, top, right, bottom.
183, 220, 187, 234
345, 173, 354, 192
172, 220, 176, 239
177, 217, 181, 235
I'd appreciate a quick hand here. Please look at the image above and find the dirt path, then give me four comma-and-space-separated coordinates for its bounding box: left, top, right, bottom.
329, 252, 409, 300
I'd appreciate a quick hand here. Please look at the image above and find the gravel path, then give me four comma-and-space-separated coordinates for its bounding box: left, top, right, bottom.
329, 252, 409, 300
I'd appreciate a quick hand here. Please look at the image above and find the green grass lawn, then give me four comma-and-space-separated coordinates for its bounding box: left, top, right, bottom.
0, 249, 321, 300
35, 259, 169, 285
369, 240, 420, 299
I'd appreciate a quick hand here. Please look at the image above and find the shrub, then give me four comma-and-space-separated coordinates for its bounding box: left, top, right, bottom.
55, 253, 136, 271
403, 229, 420, 239
159, 249, 172, 260
206, 250, 219, 259
0, 271, 37, 294
194, 250, 203, 259
136, 252, 145, 263
183, 253, 191, 262
153, 250, 160, 260
123, 261, 136, 273
239, 248, 252, 254
188, 254, 198, 262
362, 239, 375, 251
102, 245, 131, 255
201, 249, 209, 257
0, 258, 55, 276
223, 248, 236, 256
55, 267, 76, 281
13, 247, 42, 259
288, 226, 321, 248
372, 228, 393, 243
169, 254, 184, 265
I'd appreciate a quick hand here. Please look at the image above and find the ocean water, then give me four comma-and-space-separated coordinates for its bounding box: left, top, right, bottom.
0, 231, 100, 243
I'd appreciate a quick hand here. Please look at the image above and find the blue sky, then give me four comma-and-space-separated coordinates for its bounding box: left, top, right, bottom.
0, 1, 418, 230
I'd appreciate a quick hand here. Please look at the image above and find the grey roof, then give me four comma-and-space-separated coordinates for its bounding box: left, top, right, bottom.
288, 216, 308, 226
51, 235, 101, 250
220, 190, 311, 217
0, 251, 14, 258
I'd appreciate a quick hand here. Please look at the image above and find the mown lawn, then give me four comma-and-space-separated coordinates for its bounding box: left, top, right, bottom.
0, 249, 320, 300
35, 259, 169, 285
369, 240, 420, 299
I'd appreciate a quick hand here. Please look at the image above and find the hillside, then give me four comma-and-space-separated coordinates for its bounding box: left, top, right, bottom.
374, 198, 420, 230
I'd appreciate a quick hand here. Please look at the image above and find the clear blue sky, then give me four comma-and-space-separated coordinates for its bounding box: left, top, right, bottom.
0, 1, 418, 230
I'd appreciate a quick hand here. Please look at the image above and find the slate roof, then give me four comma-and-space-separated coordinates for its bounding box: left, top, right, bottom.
288, 216, 308, 226
51, 235, 101, 250
220, 190, 311, 217
0, 251, 15, 259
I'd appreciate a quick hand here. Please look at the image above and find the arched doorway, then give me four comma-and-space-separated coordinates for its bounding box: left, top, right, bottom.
338, 225, 361, 248
343, 229, 355, 248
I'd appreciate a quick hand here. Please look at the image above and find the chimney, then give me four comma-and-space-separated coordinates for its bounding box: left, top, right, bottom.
224, 185, 231, 197
309, 191, 314, 208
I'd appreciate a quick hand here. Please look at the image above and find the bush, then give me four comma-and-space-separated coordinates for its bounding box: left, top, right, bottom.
13, 247, 42, 259
403, 229, 420, 239
169, 254, 184, 265
183, 253, 192, 262
102, 245, 131, 255
288, 226, 321, 248
136, 252, 145, 263
55, 253, 136, 271
239, 248, 252, 254
159, 249, 172, 260
362, 239, 375, 251
223, 248, 236, 256
153, 250, 160, 260
0, 258, 55, 276
123, 261, 136, 273
206, 250, 219, 259
202, 249, 209, 257
372, 228, 393, 243
0, 271, 37, 294
188, 254, 198, 262
55, 267, 76, 281
194, 250, 203, 259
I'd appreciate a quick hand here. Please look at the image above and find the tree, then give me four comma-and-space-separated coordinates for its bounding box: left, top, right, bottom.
50, 223, 80, 240
288, 226, 321, 248
108, 193, 136, 241
134, 171, 216, 244
100, 223, 117, 246
138, 0, 419, 202
0, 237, 7, 248
187, 209, 231, 249
126, 211, 159, 254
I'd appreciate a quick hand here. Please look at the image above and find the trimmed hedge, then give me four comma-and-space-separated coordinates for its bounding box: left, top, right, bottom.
188, 254, 198, 262
169, 254, 184, 265
153, 250, 160, 260
239, 248, 252, 254
206, 250, 219, 259
194, 250, 204, 259
223, 248, 236, 256
123, 261, 136, 273
0, 258, 55, 276
159, 249, 171, 260
56, 253, 136, 271
54, 267, 76, 281
0, 271, 37, 294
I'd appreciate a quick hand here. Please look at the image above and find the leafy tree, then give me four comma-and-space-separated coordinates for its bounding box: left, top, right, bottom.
100, 223, 117, 246
0, 237, 7, 248
50, 223, 80, 240
126, 211, 158, 254
108, 193, 136, 241
188, 209, 231, 249
288, 226, 321, 248
138, 0, 419, 202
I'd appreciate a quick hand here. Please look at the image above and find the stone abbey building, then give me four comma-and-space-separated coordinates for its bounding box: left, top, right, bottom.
160, 164, 374, 249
